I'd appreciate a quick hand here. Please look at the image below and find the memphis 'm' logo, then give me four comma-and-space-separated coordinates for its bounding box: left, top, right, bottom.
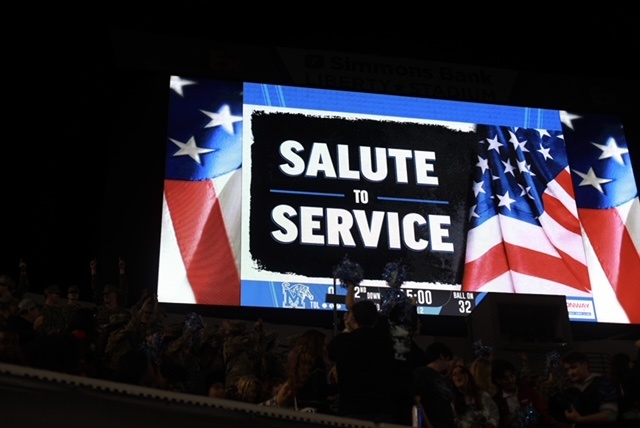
282, 282, 314, 308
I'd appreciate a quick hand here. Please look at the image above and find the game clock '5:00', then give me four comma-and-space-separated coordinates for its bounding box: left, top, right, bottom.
353, 287, 476, 316
405, 289, 475, 315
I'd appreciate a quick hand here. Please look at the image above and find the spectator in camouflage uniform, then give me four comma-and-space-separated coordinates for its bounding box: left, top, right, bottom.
61, 285, 82, 327
101, 294, 163, 380
94, 284, 131, 334
38, 284, 66, 335
90, 257, 129, 308
222, 319, 283, 402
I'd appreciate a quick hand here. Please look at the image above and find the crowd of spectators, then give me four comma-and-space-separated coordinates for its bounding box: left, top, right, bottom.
1, 258, 639, 427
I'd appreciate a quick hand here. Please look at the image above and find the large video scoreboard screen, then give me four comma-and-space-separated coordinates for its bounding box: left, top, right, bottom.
157, 76, 640, 324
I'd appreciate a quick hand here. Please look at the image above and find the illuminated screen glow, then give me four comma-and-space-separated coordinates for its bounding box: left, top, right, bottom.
157, 76, 640, 324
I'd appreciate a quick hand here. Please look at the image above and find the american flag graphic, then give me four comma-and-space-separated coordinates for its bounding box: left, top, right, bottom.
561, 111, 640, 323
157, 76, 243, 305
463, 114, 640, 323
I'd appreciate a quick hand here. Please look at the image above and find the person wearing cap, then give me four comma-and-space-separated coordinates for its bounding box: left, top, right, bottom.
95, 282, 131, 333
62, 285, 82, 326
39, 284, 66, 335
5, 298, 42, 345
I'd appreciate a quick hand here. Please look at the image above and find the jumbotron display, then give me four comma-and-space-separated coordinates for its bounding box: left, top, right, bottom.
156, 76, 640, 324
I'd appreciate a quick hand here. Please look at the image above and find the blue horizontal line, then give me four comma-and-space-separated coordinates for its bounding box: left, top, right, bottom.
378, 196, 449, 205
244, 84, 563, 130
270, 189, 345, 198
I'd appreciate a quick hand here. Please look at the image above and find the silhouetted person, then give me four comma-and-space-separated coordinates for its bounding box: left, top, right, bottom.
327, 299, 394, 423
412, 341, 456, 428
39, 284, 66, 335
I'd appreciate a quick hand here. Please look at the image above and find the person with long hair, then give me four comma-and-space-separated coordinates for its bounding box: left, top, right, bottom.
470, 356, 498, 398
267, 328, 330, 413
450, 363, 500, 428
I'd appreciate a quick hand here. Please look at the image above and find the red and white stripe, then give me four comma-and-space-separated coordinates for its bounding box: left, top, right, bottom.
463, 167, 591, 297
157, 168, 242, 305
